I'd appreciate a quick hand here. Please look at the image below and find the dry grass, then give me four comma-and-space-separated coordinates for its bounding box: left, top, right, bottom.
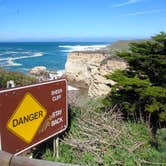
59, 99, 165, 165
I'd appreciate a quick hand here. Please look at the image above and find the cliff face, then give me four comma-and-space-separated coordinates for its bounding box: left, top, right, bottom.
65, 51, 127, 97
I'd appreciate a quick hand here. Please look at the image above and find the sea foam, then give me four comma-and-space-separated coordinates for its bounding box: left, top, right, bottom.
7, 59, 22, 66
59, 45, 108, 52
0, 52, 44, 67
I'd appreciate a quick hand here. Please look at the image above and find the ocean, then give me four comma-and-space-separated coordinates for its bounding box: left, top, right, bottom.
0, 42, 110, 73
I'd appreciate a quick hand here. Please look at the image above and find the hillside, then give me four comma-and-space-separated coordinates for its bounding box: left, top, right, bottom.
0, 68, 37, 89
64, 40, 131, 97
0, 36, 165, 165
106, 40, 145, 52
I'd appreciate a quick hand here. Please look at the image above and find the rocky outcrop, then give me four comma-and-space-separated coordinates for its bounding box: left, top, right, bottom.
65, 51, 127, 97
29, 66, 47, 76
29, 66, 50, 81
29, 66, 65, 81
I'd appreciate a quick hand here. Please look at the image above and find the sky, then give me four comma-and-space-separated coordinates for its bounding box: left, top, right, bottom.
0, 0, 166, 41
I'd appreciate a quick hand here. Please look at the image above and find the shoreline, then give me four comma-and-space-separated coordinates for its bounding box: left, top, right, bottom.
0, 42, 109, 73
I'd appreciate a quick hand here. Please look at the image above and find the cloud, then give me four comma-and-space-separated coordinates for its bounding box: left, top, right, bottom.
112, 0, 141, 8
120, 9, 166, 16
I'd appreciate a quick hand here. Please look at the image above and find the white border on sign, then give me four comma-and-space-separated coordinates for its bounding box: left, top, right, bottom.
0, 79, 68, 156
0, 134, 1, 150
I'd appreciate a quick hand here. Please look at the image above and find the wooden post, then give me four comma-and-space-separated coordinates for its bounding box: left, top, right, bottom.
0, 151, 13, 166
0, 150, 79, 166
53, 137, 59, 158
56, 137, 59, 159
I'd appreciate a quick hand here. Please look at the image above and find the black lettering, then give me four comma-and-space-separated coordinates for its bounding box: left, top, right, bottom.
13, 119, 19, 127
19, 117, 24, 125
29, 114, 34, 121
12, 111, 43, 127
38, 111, 43, 118
23, 115, 29, 123
33, 112, 38, 119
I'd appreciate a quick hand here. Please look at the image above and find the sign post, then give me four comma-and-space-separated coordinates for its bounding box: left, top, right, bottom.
0, 79, 68, 155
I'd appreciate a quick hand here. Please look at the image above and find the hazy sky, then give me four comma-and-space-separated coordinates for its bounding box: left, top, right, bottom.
0, 0, 166, 41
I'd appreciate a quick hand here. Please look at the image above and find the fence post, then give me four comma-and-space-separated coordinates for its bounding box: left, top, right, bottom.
0, 151, 80, 166
0, 151, 13, 166
53, 137, 59, 158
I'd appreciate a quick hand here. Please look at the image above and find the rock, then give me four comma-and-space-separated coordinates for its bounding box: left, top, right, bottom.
65, 51, 127, 97
29, 66, 49, 81
29, 66, 47, 76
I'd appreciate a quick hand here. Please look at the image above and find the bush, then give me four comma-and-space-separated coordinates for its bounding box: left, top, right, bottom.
0, 68, 37, 88
104, 32, 166, 131
43, 99, 166, 165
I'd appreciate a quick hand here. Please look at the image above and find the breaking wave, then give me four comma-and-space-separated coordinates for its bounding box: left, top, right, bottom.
0, 52, 44, 67
59, 45, 108, 52
6, 59, 22, 66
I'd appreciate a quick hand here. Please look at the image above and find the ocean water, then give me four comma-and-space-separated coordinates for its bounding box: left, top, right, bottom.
0, 42, 110, 73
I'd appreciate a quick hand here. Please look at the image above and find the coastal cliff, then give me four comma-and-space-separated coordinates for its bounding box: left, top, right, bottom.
65, 51, 127, 97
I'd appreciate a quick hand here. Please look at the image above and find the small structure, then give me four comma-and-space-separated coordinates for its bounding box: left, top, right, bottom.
6, 80, 15, 88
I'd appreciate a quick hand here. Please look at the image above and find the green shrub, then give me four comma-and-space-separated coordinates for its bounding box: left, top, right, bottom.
0, 68, 37, 88
43, 102, 166, 165
104, 32, 166, 131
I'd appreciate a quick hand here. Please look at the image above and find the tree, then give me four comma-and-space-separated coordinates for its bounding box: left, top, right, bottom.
104, 32, 166, 133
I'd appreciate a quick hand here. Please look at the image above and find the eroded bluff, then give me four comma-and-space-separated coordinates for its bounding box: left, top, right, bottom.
65, 51, 127, 97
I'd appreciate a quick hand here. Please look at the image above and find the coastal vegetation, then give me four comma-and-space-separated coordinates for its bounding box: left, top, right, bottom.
104, 32, 166, 132
0, 32, 165, 165
43, 99, 166, 165
42, 32, 166, 165
0, 68, 37, 88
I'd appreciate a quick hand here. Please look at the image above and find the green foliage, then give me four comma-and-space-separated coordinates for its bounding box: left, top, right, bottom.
116, 33, 166, 87
104, 32, 166, 127
43, 149, 55, 161
43, 144, 77, 163
43, 33, 166, 165
80, 152, 95, 165
0, 68, 37, 88
43, 104, 166, 165
156, 128, 166, 153
152, 31, 166, 54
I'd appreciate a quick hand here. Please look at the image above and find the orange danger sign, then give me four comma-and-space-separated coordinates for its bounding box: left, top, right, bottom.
0, 79, 68, 155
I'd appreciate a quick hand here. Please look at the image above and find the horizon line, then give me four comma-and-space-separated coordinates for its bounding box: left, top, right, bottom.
0, 37, 147, 43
